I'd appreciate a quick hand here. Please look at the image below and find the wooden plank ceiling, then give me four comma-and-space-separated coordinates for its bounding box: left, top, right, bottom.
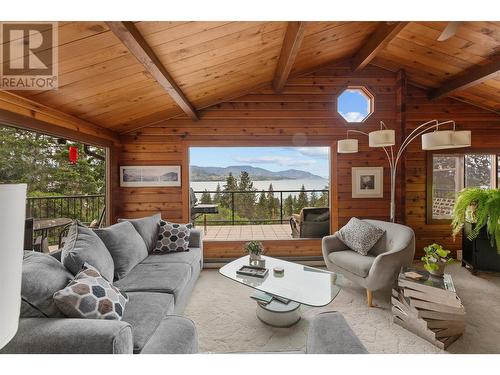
5, 21, 500, 134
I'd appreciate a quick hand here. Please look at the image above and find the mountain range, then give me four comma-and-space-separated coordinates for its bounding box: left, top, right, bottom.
190, 165, 324, 181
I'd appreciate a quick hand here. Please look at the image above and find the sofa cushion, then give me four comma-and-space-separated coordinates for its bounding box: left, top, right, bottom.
94, 221, 148, 280
114, 262, 191, 301
337, 217, 385, 256
141, 247, 202, 269
154, 221, 192, 253
141, 316, 198, 354
20, 251, 73, 318
117, 213, 161, 253
121, 292, 174, 353
54, 264, 128, 320
61, 222, 115, 282
328, 250, 375, 278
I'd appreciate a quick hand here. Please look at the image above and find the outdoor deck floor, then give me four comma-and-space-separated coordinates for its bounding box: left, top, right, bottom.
200, 224, 292, 241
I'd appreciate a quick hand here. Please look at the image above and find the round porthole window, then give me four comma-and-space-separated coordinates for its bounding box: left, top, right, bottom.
337, 87, 374, 123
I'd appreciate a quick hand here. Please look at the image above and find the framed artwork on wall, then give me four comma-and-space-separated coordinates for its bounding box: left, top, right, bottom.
120, 165, 181, 187
352, 167, 383, 198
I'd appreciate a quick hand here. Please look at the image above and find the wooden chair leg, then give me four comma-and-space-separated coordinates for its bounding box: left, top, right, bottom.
366, 289, 373, 307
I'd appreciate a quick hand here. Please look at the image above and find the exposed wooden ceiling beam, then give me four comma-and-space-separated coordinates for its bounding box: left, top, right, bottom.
351, 21, 409, 72
272, 21, 307, 92
0, 91, 120, 146
106, 21, 199, 121
429, 55, 500, 100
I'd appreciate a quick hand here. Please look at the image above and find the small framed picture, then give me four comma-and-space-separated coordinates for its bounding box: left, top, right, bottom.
120, 166, 181, 187
352, 167, 383, 198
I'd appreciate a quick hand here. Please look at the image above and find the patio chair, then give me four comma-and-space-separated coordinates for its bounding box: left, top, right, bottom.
290, 207, 330, 238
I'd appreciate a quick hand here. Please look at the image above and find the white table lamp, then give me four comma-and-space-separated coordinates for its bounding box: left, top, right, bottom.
0, 184, 27, 349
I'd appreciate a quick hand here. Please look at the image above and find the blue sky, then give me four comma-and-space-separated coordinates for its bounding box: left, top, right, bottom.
337, 89, 371, 122
190, 147, 330, 178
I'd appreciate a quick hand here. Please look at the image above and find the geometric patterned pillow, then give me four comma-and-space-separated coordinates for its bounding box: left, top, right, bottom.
153, 220, 193, 253
53, 263, 128, 320
337, 217, 385, 256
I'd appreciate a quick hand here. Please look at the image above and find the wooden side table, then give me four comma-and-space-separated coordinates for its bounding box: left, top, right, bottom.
392, 267, 465, 350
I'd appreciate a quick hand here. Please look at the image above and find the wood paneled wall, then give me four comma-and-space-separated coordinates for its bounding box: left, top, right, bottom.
116, 64, 400, 258
115, 63, 500, 259
405, 85, 500, 255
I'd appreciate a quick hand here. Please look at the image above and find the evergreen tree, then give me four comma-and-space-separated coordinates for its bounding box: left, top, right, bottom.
256, 190, 268, 221
309, 191, 318, 207
200, 189, 212, 204
0, 126, 105, 195
237, 171, 256, 219
266, 184, 279, 219
213, 183, 222, 204
296, 184, 309, 212
317, 185, 329, 207
221, 172, 238, 208
284, 194, 294, 217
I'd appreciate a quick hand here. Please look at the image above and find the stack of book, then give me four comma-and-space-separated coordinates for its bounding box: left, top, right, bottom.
392, 267, 465, 349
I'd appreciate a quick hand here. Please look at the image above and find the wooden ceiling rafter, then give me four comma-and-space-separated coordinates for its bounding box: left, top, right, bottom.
272, 21, 307, 92
429, 54, 500, 101
105, 21, 199, 121
351, 21, 409, 71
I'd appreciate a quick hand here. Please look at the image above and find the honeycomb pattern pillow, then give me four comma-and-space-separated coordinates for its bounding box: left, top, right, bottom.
337, 217, 385, 256
53, 264, 128, 320
154, 220, 193, 253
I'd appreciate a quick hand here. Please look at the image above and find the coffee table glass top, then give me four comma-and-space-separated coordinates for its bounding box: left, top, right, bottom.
219, 255, 342, 307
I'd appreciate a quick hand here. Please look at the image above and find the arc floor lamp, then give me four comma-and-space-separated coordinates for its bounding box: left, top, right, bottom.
337, 120, 472, 223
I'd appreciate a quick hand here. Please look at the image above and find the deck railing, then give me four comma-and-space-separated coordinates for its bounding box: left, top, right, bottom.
193, 189, 329, 225
26, 194, 106, 225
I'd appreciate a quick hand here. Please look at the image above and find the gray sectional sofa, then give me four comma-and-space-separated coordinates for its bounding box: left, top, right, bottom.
1, 216, 203, 354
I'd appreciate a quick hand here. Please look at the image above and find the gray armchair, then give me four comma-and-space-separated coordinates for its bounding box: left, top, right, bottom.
322, 219, 415, 307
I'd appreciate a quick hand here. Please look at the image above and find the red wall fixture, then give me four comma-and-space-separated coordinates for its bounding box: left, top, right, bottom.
68, 146, 78, 164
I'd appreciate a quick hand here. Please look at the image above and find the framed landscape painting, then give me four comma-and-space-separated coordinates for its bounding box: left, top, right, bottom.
120, 166, 181, 187
352, 167, 383, 198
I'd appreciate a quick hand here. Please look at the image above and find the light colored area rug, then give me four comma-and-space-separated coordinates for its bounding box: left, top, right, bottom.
184, 263, 500, 353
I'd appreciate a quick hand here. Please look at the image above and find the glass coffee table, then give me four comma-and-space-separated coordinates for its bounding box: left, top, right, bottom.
219, 255, 342, 327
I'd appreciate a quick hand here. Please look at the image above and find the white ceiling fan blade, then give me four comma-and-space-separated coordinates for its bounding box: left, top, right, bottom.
437, 21, 462, 41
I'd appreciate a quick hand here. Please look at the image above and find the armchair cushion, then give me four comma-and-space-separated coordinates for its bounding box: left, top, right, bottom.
328, 250, 375, 278
337, 217, 385, 256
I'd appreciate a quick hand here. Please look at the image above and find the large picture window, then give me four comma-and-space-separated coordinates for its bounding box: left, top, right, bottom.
428, 153, 497, 223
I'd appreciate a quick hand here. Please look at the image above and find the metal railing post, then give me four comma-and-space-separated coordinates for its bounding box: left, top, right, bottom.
231, 192, 235, 225
280, 191, 283, 224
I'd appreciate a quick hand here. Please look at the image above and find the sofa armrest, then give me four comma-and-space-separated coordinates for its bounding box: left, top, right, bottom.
322, 233, 348, 256
189, 228, 203, 249
1, 318, 133, 354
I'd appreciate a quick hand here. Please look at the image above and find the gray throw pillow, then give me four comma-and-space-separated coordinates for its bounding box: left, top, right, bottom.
94, 221, 148, 280
61, 222, 115, 282
117, 213, 161, 252
54, 263, 128, 320
337, 217, 385, 256
154, 220, 193, 253
20, 251, 74, 318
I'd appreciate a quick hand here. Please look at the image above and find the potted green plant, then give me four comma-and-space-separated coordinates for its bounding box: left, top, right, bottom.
451, 188, 500, 253
245, 241, 265, 263
421, 243, 454, 277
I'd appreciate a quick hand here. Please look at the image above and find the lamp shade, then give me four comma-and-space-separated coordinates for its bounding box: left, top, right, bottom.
452, 130, 472, 148
422, 130, 472, 150
369, 129, 396, 147
0, 184, 26, 349
337, 139, 359, 153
